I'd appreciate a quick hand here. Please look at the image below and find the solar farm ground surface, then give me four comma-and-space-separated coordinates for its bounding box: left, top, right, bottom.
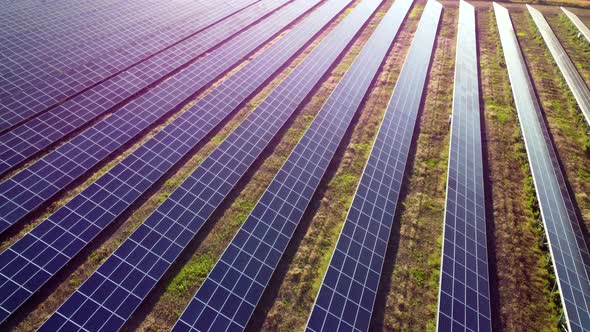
0, 0, 589, 331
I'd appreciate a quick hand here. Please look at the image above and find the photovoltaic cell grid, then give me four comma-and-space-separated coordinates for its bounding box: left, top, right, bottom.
527, 5, 590, 127
172, 0, 413, 329
306, 2, 441, 331
0, 0, 206, 99
0, 0, 326, 324
0, 0, 299, 234
0, 0, 131, 33
0, 0, 273, 176
0, 0, 116, 16
494, 3, 590, 331
0, 2, 127, 44
436, 2, 491, 331
0, 0, 234, 110
0, 1, 131, 43
0, 0, 259, 131
561, 7, 590, 43
0, 0, 203, 65
37, 1, 362, 330
0, 0, 232, 91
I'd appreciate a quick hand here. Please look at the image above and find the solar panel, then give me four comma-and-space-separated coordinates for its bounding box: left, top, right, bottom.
0, 0, 331, 323
0, 0, 271, 175
305, 1, 441, 331
0, 1, 128, 39
435, 1, 491, 331
36, 1, 370, 329
172, 0, 414, 330
0, 0, 258, 132
0, 0, 310, 234
527, 5, 590, 128
1, 0, 204, 64
493, 3, 590, 331
561, 7, 590, 44
0, 0, 132, 31
0, 0, 211, 98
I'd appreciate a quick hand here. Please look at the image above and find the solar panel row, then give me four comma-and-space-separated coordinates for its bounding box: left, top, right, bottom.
493, 3, 590, 331
306, 1, 441, 331
1, 0, 203, 61
172, 0, 416, 330
0, 0, 127, 31
1, 0, 211, 97
436, 2, 491, 331
561, 7, 590, 44
0, 0, 306, 234
0, 0, 259, 131
0, 0, 126, 21
0, 0, 148, 41
0, 0, 107, 12
527, 5, 590, 128
37, 1, 368, 329
0, 0, 271, 175
0, 0, 328, 323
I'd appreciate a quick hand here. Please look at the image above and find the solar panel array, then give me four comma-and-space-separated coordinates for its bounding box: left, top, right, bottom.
527, 5, 590, 128
0, 0, 308, 234
172, 0, 415, 329
436, 2, 491, 331
35, 0, 363, 329
0, 0, 267, 175
0, 1, 162, 34
494, 3, 590, 331
3, 0, 590, 331
305, 1, 441, 331
0, 0, 260, 131
561, 7, 590, 44
0, 0, 329, 323
0, 0, 164, 37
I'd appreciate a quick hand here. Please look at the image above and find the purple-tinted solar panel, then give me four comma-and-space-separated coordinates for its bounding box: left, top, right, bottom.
36, 1, 357, 330
0, 0, 292, 234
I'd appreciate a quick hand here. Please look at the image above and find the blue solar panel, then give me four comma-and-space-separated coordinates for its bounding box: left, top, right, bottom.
527, 5, 590, 128
305, 1, 441, 331
494, 3, 590, 332
436, 2, 491, 331
172, 0, 415, 329
0, 0, 329, 324
36, 1, 365, 329
0, 0, 303, 235
0, 0, 265, 175
0, 0, 259, 131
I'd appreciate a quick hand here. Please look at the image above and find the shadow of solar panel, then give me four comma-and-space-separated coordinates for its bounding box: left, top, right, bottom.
0, 0, 331, 324
173, 0, 416, 330
527, 5, 590, 127
493, 3, 590, 332
305, 1, 441, 331
0, 0, 259, 131
436, 2, 491, 331
0, 0, 303, 235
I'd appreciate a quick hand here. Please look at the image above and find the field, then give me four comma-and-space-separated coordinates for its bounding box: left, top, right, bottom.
0, 0, 589, 331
